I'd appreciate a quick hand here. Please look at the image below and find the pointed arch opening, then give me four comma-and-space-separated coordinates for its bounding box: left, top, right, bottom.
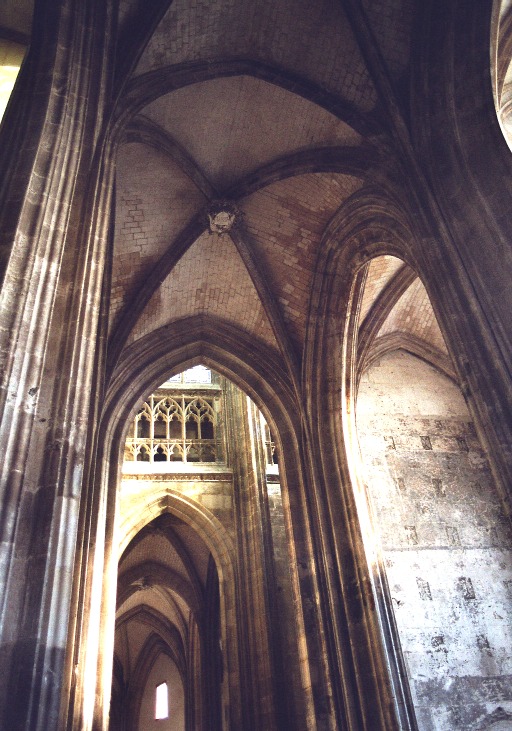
346, 254, 512, 731
110, 503, 218, 731
106, 360, 307, 730
70, 328, 316, 731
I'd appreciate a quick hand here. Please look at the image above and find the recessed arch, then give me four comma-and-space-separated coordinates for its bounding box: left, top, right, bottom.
113, 503, 221, 731
119, 514, 206, 612
125, 631, 185, 731
118, 490, 236, 593
312, 218, 512, 729
104, 317, 301, 458
302, 194, 463, 730
352, 253, 456, 386
304, 189, 423, 406
364, 332, 457, 383
115, 606, 186, 669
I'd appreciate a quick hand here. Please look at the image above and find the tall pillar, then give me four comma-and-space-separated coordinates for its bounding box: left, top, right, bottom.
411, 1, 512, 507
203, 556, 222, 731
0, 1, 115, 728
223, 381, 283, 731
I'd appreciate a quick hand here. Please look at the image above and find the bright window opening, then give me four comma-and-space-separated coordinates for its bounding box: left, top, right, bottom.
0, 65, 21, 122
167, 365, 212, 384
155, 682, 168, 720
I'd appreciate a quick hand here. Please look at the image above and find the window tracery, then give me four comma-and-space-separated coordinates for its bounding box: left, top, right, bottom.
126, 393, 219, 463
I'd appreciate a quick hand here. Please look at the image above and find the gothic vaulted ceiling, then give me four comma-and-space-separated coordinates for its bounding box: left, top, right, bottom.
0, 0, 454, 383
106, 0, 454, 387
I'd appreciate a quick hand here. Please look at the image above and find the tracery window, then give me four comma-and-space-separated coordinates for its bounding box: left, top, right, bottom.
125, 392, 219, 463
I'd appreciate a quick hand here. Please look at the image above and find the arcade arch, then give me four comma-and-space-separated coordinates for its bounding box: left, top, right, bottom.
348, 255, 512, 730
70, 345, 321, 731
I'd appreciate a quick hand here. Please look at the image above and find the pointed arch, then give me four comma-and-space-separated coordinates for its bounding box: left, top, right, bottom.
127, 631, 184, 731
303, 191, 430, 731
70, 314, 323, 731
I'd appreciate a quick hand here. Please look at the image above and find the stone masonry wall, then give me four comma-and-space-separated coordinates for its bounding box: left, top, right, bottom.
357, 350, 512, 731
119, 473, 234, 540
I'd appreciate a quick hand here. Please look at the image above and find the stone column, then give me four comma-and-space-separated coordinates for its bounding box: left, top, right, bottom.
302, 257, 412, 730
410, 1, 512, 510
258, 412, 309, 730
203, 556, 222, 731
223, 381, 282, 731
0, 0, 115, 728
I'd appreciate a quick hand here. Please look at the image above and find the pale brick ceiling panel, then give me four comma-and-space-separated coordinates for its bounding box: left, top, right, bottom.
119, 604, 187, 668
163, 589, 189, 620
113, 628, 127, 667
118, 590, 183, 631
359, 255, 405, 323
136, 0, 378, 111
116, 592, 187, 636
112, 142, 208, 332
377, 278, 448, 353
120, 533, 188, 579
128, 231, 278, 349
116, 592, 145, 620
242, 173, 364, 347
144, 77, 361, 190
361, 0, 415, 77
118, 620, 152, 672
149, 588, 184, 624
168, 522, 212, 586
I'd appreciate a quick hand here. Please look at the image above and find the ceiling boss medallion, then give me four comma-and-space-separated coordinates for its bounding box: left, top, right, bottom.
206, 200, 241, 235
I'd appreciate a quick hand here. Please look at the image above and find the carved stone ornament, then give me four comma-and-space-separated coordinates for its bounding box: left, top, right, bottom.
206, 201, 240, 234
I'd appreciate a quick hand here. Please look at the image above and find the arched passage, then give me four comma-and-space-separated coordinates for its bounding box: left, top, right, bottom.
111, 492, 231, 731
303, 183, 512, 729
3, 3, 512, 731
66, 327, 326, 731
117, 485, 239, 731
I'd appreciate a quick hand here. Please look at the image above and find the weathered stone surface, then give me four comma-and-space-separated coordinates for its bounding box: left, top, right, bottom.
358, 351, 512, 731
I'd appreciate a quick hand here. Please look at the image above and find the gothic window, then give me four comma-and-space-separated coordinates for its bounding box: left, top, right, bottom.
125, 372, 221, 464
155, 682, 168, 720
